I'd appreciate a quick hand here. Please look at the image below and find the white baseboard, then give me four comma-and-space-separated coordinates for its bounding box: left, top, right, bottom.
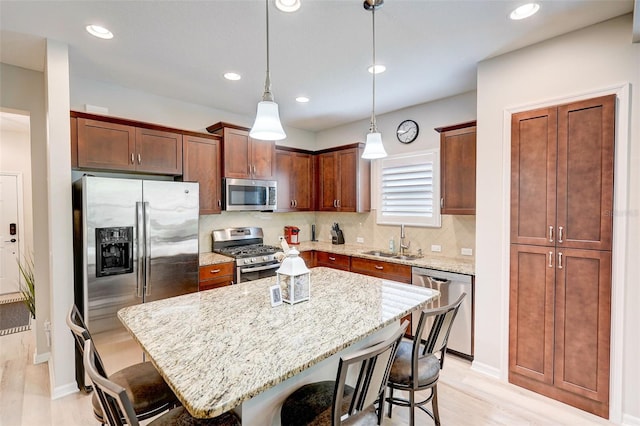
33, 351, 50, 364
470, 360, 501, 379
51, 382, 79, 400
623, 413, 640, 426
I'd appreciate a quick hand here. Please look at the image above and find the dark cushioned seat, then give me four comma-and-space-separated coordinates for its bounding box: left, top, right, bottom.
281, 381, 379, 426
388, 341, 440, 387
148, 406, 241, 426
91, 361, 176, 420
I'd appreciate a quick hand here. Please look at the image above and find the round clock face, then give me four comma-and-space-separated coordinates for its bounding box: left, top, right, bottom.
396, 119, 419, 144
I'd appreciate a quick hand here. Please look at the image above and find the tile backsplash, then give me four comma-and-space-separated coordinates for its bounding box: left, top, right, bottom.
200, 210, 475, 260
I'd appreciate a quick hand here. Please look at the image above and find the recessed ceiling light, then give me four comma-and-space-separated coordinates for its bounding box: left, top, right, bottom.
368, 64, 386, 74
223, 72, 242, 81
510, 3, 540, 20
86, 24, 114, 39
296, 96, 310, 103
275, 0, 301, 12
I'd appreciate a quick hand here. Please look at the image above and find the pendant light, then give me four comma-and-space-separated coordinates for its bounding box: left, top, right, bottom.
250, 0, 287, 141
361, 0, 387, 159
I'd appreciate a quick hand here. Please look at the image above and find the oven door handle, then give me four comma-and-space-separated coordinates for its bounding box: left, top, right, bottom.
240, 263, 281, 273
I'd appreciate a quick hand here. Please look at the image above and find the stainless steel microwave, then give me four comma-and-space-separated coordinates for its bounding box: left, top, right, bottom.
224, 178, 277, 211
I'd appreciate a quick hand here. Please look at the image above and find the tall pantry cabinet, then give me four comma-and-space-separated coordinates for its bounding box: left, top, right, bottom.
509, 95, 615, 418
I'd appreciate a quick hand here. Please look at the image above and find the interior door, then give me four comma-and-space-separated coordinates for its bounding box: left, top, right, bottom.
0, 174, 20, 294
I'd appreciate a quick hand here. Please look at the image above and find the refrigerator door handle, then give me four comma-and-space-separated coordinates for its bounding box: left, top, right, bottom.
144, 201, 151, 297
136, 202, 144, 298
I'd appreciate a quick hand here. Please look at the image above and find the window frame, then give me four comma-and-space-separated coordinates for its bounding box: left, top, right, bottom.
374, 149, 441, 228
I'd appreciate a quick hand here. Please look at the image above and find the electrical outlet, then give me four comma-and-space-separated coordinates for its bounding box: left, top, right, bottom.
461, 248, 473, 256
356, 237, 364, 243
431, 245, 442, 252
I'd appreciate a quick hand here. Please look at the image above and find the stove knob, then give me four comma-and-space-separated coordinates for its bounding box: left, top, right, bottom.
263, 256, 269, 261
251, 258, 256, 263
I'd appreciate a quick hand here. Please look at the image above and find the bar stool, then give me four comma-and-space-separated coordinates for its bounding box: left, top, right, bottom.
67, 305, 178, 424
386, 293, 466, 426
84, 339, 241, 426
281, 321, 408, 425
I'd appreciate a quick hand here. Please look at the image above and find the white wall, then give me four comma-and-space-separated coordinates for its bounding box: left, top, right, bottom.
0, 62, 51, 363
316, 91, 476, 152
0, 124, 33, 258
70, 76, 316, 149
476, 14, 638, 422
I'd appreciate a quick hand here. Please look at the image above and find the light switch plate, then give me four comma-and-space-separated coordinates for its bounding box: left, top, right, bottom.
431, 245, 442, 252
356, 237, 364, 243
461, 248, 473, 256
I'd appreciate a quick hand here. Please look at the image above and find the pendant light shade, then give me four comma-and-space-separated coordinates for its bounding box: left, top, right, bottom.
250, 100, 286, 141
362, 131, 386, 159
250, 0, 286, 141
361, 0, 387, 160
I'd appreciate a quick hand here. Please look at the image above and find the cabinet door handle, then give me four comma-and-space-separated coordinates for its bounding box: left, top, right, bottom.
210, 269, 221, 274
329, 256, 336, 261
548, 251, 553, 268
337, 199, 341, 208
440, 197, 444, 209
548, 226, 554, 243
137, 153, 141, 164
558, 252, 563, 269
131, 153, 135, 164
558, 226, 564, 243
375, 265, 384, 270
333, 200, 337, 208
294, 200, 297, 207
217, 200, 221, 207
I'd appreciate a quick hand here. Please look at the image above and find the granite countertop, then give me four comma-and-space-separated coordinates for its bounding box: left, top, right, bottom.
118, 267, 438, 419
199, 252, 234, 266
295, 241, 475, 276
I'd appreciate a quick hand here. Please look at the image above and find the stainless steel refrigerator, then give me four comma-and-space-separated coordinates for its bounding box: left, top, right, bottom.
72, 176, 198, 385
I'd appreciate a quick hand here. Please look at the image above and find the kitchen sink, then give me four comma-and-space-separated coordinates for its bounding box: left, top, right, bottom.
362, 250, 396, 258
362, 250, 423, 261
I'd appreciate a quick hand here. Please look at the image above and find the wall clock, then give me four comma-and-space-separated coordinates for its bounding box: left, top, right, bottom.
396, 119, 419, 144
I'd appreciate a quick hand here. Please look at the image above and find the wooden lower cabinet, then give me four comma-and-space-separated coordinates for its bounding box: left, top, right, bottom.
350, 257, 411, 283
509, 244, 611, 417
299, 250, 315, 267
199, 262, 234, 291
314, 251, 350, 271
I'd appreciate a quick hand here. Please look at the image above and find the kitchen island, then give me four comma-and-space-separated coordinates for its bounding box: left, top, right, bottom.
118, 267, 438, 425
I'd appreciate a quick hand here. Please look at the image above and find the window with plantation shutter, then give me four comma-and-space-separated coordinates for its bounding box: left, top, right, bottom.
376, 150, 441, 227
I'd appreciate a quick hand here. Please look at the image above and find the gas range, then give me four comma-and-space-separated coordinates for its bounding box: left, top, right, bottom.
212, 227, 282, 282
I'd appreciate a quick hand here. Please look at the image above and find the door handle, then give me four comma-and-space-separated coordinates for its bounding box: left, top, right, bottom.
558, 252, 563, 269
558, 226, 564, 243
548, 251, 553, 268
136, 202, 144, 298
131, 153, 135, 164
144, 202, 151, 296
548, 226, 554, 243
137, 154, 142, 165
329, 256, 336, 261
375, 265, 384, 270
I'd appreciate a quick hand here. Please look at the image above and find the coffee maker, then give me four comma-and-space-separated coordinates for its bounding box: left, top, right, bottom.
284, 226, 300, 245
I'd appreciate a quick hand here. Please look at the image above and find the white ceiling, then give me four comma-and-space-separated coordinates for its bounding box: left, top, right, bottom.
0, 1, 636, 133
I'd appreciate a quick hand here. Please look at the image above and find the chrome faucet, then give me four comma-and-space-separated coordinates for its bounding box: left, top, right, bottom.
400, 224, 411, 256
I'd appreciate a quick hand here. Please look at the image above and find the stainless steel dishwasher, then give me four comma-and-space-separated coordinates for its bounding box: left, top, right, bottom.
411, 267, 474, 360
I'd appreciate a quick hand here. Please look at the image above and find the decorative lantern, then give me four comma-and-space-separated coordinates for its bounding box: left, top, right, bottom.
276, 248, 311, 304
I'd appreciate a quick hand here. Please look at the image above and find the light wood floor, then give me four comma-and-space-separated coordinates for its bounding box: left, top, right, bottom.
0, 327, 615, 426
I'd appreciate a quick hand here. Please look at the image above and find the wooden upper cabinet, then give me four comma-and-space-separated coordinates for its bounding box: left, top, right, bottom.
511, 109, 557, 246
316, 144, 370, 213
77, 118, 136, 171
70, 116, 78, 169
206, 122, 275, 180
276, 148, 313, 212
556, 96, 615, 251
511, 95, 614, 250
73, 112, 183, 175
135, 128, 183, 175
436, 121, 476, 215
183, 134, 222, 215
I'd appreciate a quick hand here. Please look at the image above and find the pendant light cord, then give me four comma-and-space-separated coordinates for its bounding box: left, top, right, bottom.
263, 0, 274, 102
370, 5, 377, 132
